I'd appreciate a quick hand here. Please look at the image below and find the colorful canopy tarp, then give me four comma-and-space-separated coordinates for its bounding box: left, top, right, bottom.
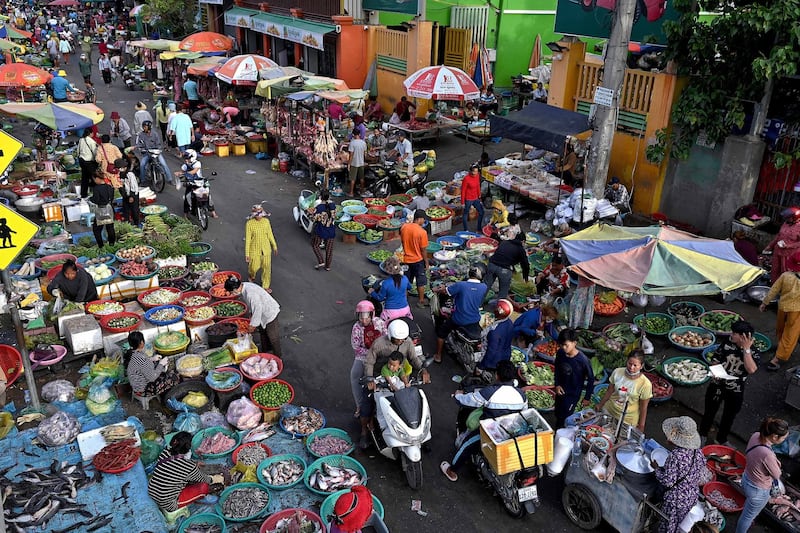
259, 66, 307, 80
179, 32, 233, 53
186, 56, 227, 76
316, 90, 368, 104
0, 63, 51, 87
47, 0, 78, 6
128, 39, 181, 51
403, 65, 480, 101
254, 75, 348, 98
215, 54, 278, 85
159, 51, 203, 60
0, 39, 23, 51
561, 223, 764, 296
0, 102, 104, 130
3, 25, 31, 40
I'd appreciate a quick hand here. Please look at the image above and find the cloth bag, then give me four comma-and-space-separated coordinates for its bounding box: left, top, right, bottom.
89, 201, 114, 225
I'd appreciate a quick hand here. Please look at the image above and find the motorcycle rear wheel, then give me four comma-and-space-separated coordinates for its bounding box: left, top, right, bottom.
197, 205, 209, 230
502, 490, 526, 519
401, 454, 423, 490
150, 163, 166, 193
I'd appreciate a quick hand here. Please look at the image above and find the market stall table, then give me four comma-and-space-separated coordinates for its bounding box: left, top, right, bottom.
390, 116, 464, 144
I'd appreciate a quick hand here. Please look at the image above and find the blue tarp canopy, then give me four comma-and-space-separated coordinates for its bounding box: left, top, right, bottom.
490, 101, 591, 154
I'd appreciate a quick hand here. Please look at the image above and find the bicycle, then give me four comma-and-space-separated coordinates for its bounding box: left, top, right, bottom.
143, 148, 167, 193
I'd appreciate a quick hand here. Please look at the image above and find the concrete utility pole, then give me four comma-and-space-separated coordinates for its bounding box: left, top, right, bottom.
585, 0, 637, 199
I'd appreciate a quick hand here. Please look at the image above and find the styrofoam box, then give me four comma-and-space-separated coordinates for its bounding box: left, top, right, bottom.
66, 202, 90, 222
102, 330, 129, 356
57, 309, 86, 339
187, 322, 211, 345
64, 315, 103, 354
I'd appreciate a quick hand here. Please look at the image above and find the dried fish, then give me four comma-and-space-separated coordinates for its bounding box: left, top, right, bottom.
221, 487, 269, 519
236, 445, 270, 466
184, 523, 222, 533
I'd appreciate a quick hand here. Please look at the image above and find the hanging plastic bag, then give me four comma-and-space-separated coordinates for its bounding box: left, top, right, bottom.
140, 439, 163, 467
174, 409, 202, 434
200, 409, 228, 429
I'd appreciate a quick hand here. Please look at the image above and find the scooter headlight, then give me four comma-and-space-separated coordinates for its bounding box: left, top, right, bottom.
392, 422, 410, 441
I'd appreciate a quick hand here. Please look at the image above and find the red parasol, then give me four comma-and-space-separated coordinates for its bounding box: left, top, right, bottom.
403, 65, 480, 101
0, 63, 52, 87
179, 32, 233, 53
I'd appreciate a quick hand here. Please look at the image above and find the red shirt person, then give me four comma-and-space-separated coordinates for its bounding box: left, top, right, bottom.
460, 164, 484, 232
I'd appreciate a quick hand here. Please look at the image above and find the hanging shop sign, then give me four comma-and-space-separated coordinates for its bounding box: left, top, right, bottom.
224, 10, 254, 29
363, 0, 418, 15
284, 26, 324, 51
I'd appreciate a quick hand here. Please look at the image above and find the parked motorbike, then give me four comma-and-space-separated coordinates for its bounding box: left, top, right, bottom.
292, 180, 323, 234
455, 398, 543, 517
384, 152, 429, 193
362, 163, 392, 198
366, 359, 433, 489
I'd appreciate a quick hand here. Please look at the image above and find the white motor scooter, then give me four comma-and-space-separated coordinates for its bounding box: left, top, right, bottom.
367, 362, 433, 490
292, 181, 323, 234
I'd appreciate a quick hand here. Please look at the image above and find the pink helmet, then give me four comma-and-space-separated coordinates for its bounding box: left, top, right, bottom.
355, 300, 374, 314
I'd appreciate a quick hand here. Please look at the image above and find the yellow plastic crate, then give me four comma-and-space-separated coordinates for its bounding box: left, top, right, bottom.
479, 408, 554, 475
224, 339, 258, 363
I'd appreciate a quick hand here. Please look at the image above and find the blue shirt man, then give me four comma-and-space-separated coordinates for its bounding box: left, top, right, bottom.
183, 78, 198, 101
51, 73, 75, 102
448, 279, 487, 326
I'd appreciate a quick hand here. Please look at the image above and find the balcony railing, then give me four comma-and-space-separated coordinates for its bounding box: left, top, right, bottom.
575, 62, 657, 115
237, 0, 341, 22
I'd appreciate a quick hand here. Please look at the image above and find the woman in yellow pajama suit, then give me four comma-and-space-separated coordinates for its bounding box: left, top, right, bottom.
245, 205, 278, 292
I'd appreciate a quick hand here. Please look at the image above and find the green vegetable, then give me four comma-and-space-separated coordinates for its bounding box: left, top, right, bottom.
215, 302, 245, 317
520, 362, 554, 386
425, 207, 451, 219
753, 337, 769, 352
510, 347, 526, 366
699, 311, 741, 333
526, 389, 554, 410
604, 323, 638, 345
252, 381, 292, 408
368, 249, 393, 262
192, 261, 218, 272
339, 221, 365, 232
589, 357, 604, 378
359, 229, 383, 242
635, 315, 672, 335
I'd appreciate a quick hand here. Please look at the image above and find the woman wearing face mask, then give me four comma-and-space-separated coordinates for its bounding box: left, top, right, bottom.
596, 349, 653, 432
245, 204, 278, 292
148, 431, 224, 514
350, 301, 386, 418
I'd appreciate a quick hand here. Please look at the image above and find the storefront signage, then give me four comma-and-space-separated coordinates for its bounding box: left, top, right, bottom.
224, 11, 254, 29
284, 26, 324, 51
254, 18, 284, 39
363, 0, 418, 15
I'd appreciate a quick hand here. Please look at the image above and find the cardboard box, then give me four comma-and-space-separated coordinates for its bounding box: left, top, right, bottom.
63, 315, 103, 354
479, 408, 554, 475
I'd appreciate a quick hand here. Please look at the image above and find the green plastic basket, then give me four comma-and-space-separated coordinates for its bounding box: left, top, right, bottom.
305, 428, 354, 458
178, 513, 227, 533
215, 483, 271, 523
256, 453, 307, 490
320, 489, 385, 522
303, 455, 367, 496
190, 426, 240, 459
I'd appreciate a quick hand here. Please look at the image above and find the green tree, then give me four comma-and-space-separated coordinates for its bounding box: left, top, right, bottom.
653, 0, 800, 161
143, 0, 200, 38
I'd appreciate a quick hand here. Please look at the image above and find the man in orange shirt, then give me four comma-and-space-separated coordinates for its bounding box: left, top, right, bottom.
400, 209, 430, 308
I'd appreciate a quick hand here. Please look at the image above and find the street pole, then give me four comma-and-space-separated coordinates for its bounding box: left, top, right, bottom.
585, 0, 637, 200
0, 269, 41, 411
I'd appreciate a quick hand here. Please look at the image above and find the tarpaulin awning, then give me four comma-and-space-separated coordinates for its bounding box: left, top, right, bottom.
490, 101, 591, 154
316, 89, 369, 104
159, 51, 203, 60
128, 39, 181, 51
186, 56, 227, 76
254, 75, 348, 98
561, 223, 764, 296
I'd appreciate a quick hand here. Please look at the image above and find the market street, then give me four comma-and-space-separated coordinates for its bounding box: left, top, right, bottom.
4, 58, 791, 532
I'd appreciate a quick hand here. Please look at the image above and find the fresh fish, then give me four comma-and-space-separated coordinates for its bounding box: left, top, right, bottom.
184, 524, 223, 533
261, 459, 304, 486
308, 462, 363, 493
86, 515, 114, 531
220, 487, 270, 520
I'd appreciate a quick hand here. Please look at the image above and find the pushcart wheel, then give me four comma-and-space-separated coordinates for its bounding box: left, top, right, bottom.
562, 483, 602, 530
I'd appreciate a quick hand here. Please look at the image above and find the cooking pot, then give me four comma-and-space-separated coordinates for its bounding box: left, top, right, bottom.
15, 196, 44, 214
615, 444, 655, 476
747, 285, 777, 304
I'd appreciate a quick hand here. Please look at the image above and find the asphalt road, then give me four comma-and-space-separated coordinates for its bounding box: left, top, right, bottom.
9, 57, 782, 532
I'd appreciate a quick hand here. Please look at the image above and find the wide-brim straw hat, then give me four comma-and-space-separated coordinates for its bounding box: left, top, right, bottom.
662, 416, 701, 449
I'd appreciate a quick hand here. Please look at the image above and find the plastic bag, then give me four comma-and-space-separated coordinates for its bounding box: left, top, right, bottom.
553, 296, 569, 323
0, 412, 14, 439
174, 410, 202, 434
230, 462, 258, 484
200, 409, 228, 429
87, 376, 113, 404
52, 294, 65, 316
85, 395, 118, 415
38, 411, 81, 446
140, 439, 163, 466
41, 380, 76, 403
226, 397, 262, 430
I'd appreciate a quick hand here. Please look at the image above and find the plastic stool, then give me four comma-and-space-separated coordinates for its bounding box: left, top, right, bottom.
80, 212, 95, 226
132, 390, 159, 409
162, 507, 190, 528
41, 160, 58, 172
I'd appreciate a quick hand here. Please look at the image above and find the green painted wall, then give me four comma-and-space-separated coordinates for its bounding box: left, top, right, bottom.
377, 0, 599, 90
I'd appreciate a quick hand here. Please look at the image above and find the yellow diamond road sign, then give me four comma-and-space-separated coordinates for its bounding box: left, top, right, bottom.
0, 130, 23, 177
0, 203, 40, 271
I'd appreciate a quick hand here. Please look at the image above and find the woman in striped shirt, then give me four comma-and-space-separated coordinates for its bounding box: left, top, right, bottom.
124, 331, 180, 396
148, 431, 223, 512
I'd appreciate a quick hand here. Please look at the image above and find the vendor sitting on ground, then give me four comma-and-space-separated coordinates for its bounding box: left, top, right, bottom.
47, 259, 98, 303
513, 300, 561, 347
364, 95, 384, 123
604, 177, 630, 216
486, 199, 510, 237
148, 431, 224, 513
124, 331, 180, 397
403, 183, 431, 221
535, 256, 569, 297
498, 213, 522, 241
191, 107, 221, 134
463, 101, 479, 122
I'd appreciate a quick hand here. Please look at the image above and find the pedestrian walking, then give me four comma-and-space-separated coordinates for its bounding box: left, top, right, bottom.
400, 209, 430, 308
76, 128, 98, 199
245, 204, 278, 292
78, 52, 92, 83
553, 328, 593, 428
483, 233, 529, 300
224, 277, 282, 357
761, 250, 800, 371
309, 191, 336, 271
347, 129, 367, 197
98, 53, 112, 88
59, 36, 72, 65
116, 157, 140, 226
461, 164, 484, 232
133, 101, 154, 137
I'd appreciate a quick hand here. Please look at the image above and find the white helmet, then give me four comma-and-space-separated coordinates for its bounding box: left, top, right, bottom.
387, 319, 409, 341
182, 149, 198, 163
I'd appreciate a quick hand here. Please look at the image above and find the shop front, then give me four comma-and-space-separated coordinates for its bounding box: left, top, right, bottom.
224, 7, 337, 78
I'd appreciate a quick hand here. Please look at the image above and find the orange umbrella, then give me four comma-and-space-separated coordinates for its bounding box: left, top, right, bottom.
529, 34, 542, 70
0, 63, 51, 87
179, 32, 233, 53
